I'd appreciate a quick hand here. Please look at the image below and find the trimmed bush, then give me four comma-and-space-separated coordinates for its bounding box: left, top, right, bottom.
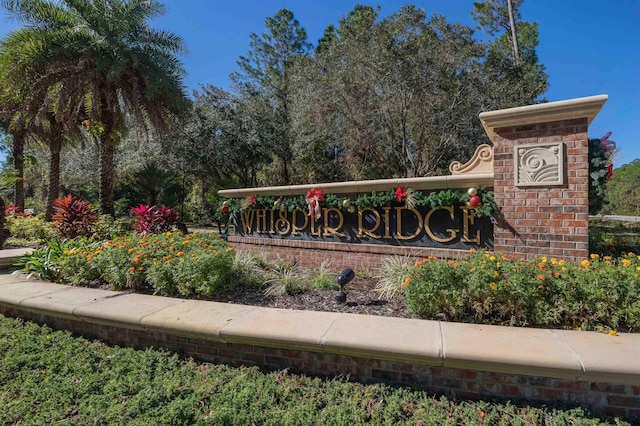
60, 231, 235, 296
404, 250, 640, 331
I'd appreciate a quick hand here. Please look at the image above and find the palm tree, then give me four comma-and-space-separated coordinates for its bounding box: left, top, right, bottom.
131, 162, 177, 207
1, 0, 190, 216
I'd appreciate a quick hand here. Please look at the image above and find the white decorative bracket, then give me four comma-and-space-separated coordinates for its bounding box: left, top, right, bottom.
449, 144, 494, 175
514, 142, 564, 186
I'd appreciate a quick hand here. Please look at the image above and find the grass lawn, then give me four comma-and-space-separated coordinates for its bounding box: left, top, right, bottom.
0, 315, 630, 425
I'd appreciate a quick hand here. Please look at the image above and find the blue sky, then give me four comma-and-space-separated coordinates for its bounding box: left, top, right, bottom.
2, 0, 639, 166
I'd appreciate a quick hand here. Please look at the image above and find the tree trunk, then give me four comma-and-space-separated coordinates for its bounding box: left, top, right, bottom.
507, 0, 520, 65
12, 130, 25, 211
45, 132, 63, 221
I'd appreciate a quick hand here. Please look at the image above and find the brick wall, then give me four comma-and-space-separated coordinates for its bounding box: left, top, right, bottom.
2, 306, 638, 421
229, 236, 469, 271
492, 119, 590, 261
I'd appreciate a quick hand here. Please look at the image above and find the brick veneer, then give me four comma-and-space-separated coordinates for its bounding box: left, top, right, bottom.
228, 236, 469, 271
492, 118, 590, 260
1, 306, 638, 421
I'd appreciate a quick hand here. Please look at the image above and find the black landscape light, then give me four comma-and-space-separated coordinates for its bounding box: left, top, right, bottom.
335, 268, 355, 304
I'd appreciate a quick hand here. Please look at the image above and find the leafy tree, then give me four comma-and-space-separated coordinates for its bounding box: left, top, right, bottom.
1, 0, 190, 216
289, 6, 496, 180
231, 8, 312, 184
472, 0, 548, 108
606, 159, 640, 216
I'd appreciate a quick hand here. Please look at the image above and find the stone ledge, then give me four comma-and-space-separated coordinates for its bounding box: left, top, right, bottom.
0, 248, 33, 269
1, 272, 639, 385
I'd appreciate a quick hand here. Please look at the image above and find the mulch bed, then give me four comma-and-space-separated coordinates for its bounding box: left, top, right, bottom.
214, 275, 411, 318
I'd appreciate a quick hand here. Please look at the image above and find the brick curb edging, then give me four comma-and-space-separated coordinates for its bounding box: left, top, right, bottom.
0, 275, 639, 421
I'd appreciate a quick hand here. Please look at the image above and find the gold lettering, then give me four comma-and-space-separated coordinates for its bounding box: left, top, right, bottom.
291, 209, 308, 235
268, 209, 275, 234
395, 206, 423, 240
358, 208, 382, 239
275, 209, 291, 235
310, 210, 321, 236
255, 209, 267, 233
382, 207, 392, 239
425, 206, 458, 243
240, 209, 256, 233
461, 206, 481, 244
323, 208, 345, 237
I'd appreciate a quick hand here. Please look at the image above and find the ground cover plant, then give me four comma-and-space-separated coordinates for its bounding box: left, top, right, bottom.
0, 315, 629, 425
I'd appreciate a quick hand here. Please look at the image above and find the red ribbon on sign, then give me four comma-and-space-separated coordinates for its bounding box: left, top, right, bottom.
395, 187, 407, 202
305, 188, 324, 220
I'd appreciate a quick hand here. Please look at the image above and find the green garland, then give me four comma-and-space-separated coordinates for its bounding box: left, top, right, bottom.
221, 187, 497, 218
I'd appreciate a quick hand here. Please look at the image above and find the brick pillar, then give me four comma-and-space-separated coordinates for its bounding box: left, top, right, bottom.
479, 95, 608, 261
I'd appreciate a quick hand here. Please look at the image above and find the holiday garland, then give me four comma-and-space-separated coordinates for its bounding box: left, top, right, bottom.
221, 187, 497, 218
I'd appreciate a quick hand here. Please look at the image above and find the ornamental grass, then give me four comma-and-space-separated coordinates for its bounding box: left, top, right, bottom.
60, 231, 237, 297
404, 250, 640, 331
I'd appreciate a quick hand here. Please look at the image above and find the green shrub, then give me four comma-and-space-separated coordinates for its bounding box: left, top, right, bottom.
404, 250, 640, 331
91, 214, 134, 240
60, 231, 236, 296
5, 214, 56, 241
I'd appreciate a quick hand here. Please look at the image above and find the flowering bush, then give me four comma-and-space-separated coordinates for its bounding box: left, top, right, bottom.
130, 204, 179, 235
52, 194, 98, 238
60, 231, 235, 296
404, 250, 640, 331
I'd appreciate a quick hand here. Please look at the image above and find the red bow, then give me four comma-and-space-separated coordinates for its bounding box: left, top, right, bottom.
395, 187, 407, 202
607, 163, 613, 179
305, 188, 324, 220
250, 194, 257, 206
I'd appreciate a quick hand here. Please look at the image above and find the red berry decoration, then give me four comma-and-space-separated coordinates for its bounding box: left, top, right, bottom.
468, 195, 481, 208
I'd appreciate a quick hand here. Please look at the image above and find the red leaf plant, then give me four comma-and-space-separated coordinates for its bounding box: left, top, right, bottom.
130, 204, 179, 235
5, 205, 21, 217
52, 194, 98, 238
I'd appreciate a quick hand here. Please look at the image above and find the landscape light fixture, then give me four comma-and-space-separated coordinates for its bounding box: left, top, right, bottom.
335, 268, 355, 304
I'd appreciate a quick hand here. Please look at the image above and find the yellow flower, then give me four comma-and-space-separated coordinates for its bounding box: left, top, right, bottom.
550, 258, 558, 265
226, 247, 234, 253
128, 248, 136, 253
540, 256, 547, 263
608, 330, 618, 336
580, 260, 590, 269
558, 260, 565, 266
590, 253, 600, 260
176, 251, 185, 257
489, 282, 498, 291
622, 259, 632, 267
489, 255, 496, 262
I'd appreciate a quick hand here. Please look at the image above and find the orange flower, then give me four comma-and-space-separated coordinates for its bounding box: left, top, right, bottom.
537, 274, 545, 281
402, 277, 412, 288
